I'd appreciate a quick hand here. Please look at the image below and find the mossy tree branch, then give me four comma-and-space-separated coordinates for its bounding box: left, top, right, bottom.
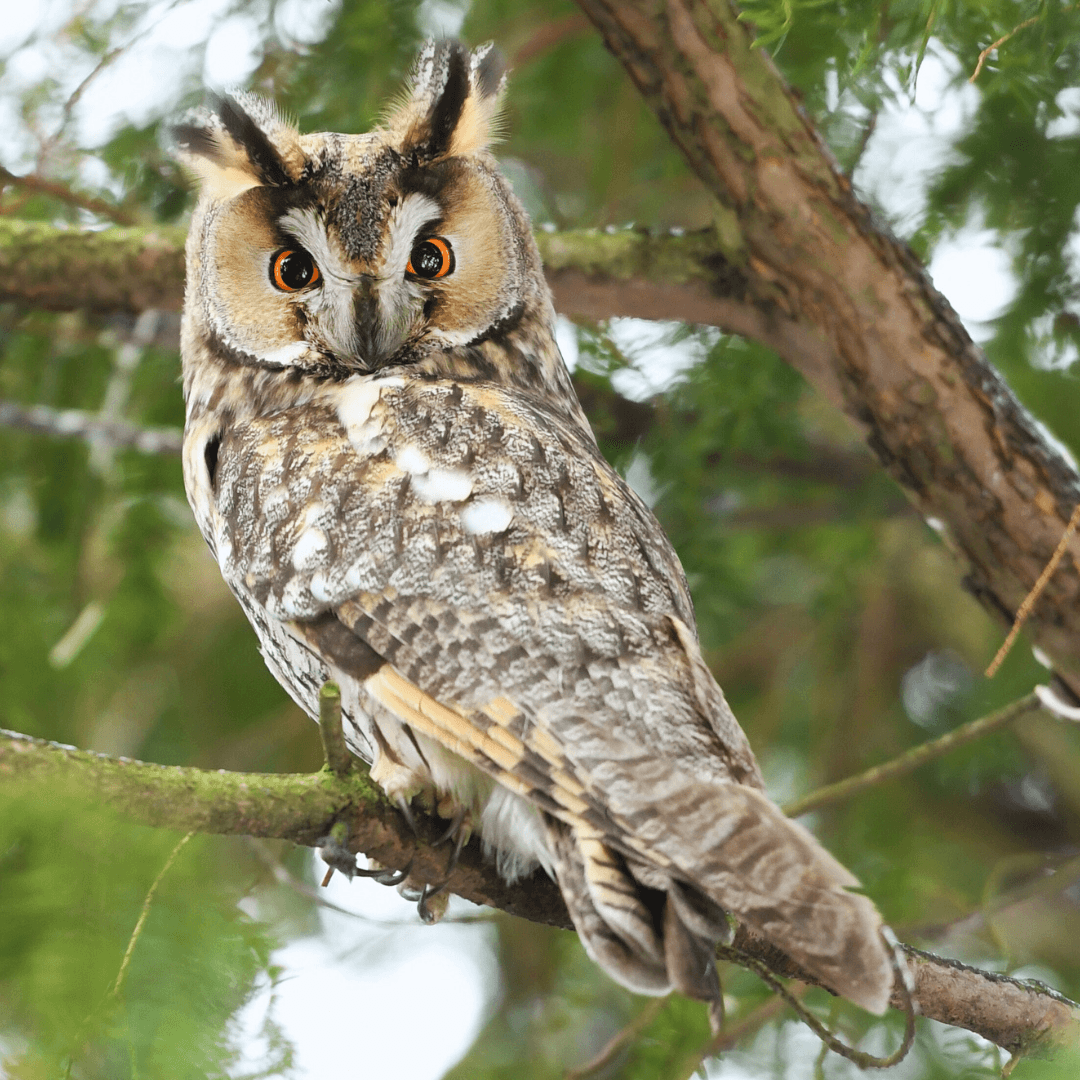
0, 726, 569, 930
0, 217, 751, 326
2, 726, 1077, 1055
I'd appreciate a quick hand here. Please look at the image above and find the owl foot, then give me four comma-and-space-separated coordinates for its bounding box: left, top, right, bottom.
355, 859, 412, 887
416, 813, 471, 924
319, 826, 413, 886
316, 829, 359, 879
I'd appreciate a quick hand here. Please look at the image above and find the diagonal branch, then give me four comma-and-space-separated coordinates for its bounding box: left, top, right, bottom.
0, 166, 136, 226
571, 0, 1080, 697
1, 726, 1076, 1055
782, 692, 1044, 818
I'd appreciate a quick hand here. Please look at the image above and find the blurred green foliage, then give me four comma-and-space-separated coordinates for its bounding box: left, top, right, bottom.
1, 0, 1080, 1076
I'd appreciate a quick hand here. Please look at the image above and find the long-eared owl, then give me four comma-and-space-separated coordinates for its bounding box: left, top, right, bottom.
175, 41, 895, 1019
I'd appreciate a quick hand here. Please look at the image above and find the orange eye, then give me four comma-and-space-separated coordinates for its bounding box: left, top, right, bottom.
271, 248, 321, 291
406, 236, 453, 280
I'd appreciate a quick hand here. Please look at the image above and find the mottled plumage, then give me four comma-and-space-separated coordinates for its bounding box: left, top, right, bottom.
175, 41, 896, 1018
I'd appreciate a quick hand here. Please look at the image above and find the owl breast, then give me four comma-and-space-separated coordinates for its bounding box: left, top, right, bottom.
184, 370, 729, 885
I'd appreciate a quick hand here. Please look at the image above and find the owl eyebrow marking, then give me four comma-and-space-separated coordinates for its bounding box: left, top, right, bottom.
380, 193, 441, 281
278, 207, 358, 286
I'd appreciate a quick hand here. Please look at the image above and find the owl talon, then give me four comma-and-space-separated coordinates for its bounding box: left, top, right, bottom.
395, 796, 419, 836
414, 817, 470, 922
417, 881, 450, 924
444, 818, 469, 875
355, 858, 413, 887
434, 805, 468, 846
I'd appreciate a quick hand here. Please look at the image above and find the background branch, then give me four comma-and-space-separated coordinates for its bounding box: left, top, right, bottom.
783, 693, 1045, 818
0, 400, 183, 456
0, 167, 136, 226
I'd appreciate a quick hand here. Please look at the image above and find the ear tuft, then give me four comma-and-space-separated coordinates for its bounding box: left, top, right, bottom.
173, 92, 304, 201
391, 41, 507, 162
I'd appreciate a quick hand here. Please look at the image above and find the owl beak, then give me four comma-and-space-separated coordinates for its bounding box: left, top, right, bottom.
352, 280, 380, 367
354, 276, 416, 371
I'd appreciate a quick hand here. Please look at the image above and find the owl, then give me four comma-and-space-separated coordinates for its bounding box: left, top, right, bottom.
174, 41, 895, 1021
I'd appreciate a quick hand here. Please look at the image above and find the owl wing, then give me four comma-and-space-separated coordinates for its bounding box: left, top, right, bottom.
204, 375, 893, 1014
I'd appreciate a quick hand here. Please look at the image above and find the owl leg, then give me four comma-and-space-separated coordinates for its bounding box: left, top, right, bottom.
417, 808, 472, 924
317, 829, 412, 885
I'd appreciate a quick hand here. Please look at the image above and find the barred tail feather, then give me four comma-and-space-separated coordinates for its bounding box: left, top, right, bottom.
547, 776, 896, 1017
665, 782, 895, 1016
546, 821, 671, 997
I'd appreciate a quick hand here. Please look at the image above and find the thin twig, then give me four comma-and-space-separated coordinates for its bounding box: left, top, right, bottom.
969, 16, 1041, 83
813, 998, 845, 1079
783, 693, 1042, 818
0, 401, 182, 456
318, 681, 353, 779
916, 850, 1080, 943
672, 990, 800, 1080
37, 0, 187, 171
714, 942, 917, 1070
986, 504, 1080, 677
564, 997, 668, 1079
110, 832, 193, 998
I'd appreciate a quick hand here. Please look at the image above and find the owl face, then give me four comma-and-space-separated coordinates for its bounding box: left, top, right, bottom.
175, 43, 538, 378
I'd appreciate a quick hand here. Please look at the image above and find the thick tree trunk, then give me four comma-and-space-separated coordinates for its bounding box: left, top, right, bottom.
573, 0, 1080, 693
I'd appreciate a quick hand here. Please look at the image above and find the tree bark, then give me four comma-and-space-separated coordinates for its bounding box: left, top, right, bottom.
1, 726, 1075, 1055
572, 0, 1080, 694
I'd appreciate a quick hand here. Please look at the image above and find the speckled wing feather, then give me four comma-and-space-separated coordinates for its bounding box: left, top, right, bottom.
195, 373, 893, 1014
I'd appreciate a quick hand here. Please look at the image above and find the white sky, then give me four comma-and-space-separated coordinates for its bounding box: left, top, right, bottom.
0, 5, 1032, 1077
230, 857, 496, 1078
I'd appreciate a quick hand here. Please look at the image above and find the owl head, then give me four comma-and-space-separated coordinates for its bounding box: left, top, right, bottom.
175, 42, 563, 399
